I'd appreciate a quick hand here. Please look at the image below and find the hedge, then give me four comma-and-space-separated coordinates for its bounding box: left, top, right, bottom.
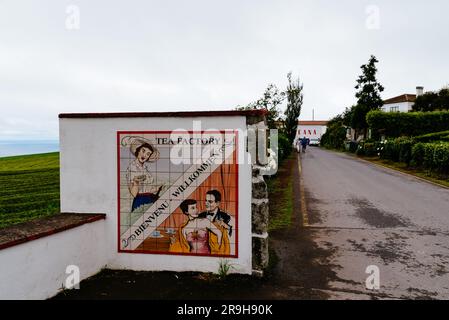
414, 130, 449, 143
277, 132, 292, 163
321, 125, 346, 150
354, 141, 379, 157
433, 143, 449, 174
366, 111, 449, 138
376, 137, 449, 172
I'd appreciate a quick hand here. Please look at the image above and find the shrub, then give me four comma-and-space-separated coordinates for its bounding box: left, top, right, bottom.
379, 137, 414, 164
411, 143, 425, 167
354, 141, 378, 157
347, 141, 356, 153
366, 110, 449, 138
423, 143, 436, 170
355, 144, 365, 156
321, 124, 347, 150
367, 138, 449, 179
363, 142, 377, 157
433, 143, 449, 174
415, 142, 449, 174
277, 132, 292, 163
397, 137, 415, 165
414, 130, 449, 143
382, 139, 399, 161
346, 141, 358, 153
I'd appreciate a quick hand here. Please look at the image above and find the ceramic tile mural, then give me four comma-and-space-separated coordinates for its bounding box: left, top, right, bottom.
118, 131, 238, 257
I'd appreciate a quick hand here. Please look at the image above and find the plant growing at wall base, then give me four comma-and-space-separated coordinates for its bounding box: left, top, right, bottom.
217, 259, 235, 279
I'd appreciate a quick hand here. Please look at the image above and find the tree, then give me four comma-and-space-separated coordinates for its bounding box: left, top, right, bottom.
355, 55, 384, 109
413, 88, 449, 112
320, 114, 347, 150
352, 55, 384, 138
413, 91, 439, 112
342, 106, 355, 127
284, 72, 304, 143
351, 104, 369, 132
237, 83, 286, 128
437, 88, 449, 110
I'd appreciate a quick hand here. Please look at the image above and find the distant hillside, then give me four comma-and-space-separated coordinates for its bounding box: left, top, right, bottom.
0, 152, 60, 228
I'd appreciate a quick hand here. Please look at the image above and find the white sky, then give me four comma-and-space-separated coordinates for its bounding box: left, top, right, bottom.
1, 0, 448, 140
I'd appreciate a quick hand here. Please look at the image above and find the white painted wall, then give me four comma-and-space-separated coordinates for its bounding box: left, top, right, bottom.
59, 116, 252, 275
0, 219, 107, 300
382, 102, 414, 113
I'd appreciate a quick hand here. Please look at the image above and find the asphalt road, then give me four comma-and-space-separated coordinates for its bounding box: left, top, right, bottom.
300, 147, 449, 299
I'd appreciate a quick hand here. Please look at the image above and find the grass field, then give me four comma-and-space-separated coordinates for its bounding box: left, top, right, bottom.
266, 152, 294, 231
0, 152, 60, 228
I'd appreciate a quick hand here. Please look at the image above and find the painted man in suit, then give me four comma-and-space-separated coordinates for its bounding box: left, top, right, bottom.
199, 190, 233, 237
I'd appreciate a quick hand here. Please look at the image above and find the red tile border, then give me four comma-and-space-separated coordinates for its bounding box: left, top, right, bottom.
0, 213, 106, 251
59, 109, 267, 119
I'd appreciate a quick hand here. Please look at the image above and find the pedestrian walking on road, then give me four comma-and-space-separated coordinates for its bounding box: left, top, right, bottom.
300, 137, 309, 153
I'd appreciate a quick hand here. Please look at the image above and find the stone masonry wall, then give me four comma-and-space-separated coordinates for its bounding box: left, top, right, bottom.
246, 115, 271, 276
251, 167, 269, 275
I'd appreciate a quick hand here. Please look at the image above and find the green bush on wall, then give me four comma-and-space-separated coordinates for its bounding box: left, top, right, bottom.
411, 142, 449, 174
381, 139, 400, 162
380, 137, 415, 165
411, 143, 425, 167
367, 111, 449, 138
414, 130, 449, 143
433, 143, 449, 174
423, 143, 436, 170
397, 137, 415, 165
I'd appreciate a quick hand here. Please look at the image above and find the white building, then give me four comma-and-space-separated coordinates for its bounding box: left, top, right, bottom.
294, 120, 328, 146
381, 86, 424, 113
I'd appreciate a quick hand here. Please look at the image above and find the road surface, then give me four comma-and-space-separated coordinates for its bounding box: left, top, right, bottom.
300, 147, 449, 299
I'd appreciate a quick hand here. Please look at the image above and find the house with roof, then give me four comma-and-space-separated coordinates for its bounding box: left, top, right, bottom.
381, 86, 423, 112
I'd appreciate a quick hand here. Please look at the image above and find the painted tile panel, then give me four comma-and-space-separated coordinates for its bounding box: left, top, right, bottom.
118, 131, 238, 257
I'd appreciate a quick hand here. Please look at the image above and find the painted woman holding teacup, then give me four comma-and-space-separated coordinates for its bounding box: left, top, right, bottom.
121, 136, 163, 213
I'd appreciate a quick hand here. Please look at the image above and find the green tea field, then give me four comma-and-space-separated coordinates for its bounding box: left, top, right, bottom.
0, 152, 60, 228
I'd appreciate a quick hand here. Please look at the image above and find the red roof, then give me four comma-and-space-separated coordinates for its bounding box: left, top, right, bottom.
383, 94, 416, 104
298, 120, 328, 126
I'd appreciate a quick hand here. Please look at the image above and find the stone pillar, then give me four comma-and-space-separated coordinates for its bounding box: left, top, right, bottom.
246, 116, 272, 277
251, 167, 269, 276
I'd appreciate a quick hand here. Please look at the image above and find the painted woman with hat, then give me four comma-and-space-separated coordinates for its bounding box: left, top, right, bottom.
122, 136, 162, 212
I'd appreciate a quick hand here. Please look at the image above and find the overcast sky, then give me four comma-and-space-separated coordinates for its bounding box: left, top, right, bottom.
1, 0, 448, 140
